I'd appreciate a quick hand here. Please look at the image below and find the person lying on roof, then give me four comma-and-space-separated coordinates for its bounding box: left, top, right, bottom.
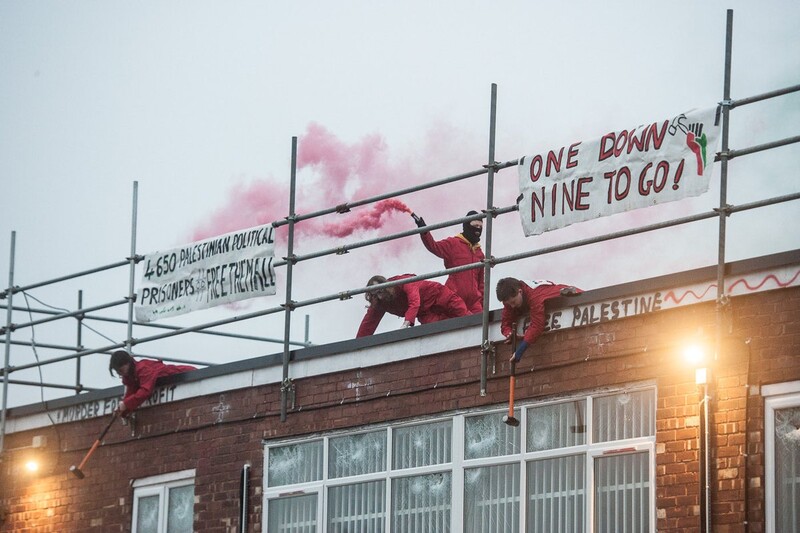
109, 350, 195, 416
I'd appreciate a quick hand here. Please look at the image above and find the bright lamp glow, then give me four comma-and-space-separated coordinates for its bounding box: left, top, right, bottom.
684, 344, 705, 366
25, 460, 39, 473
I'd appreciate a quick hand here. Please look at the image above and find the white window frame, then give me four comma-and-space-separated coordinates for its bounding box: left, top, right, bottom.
263, 386, 656, 533
131, 468, 196, 533
764, 380, 800, 533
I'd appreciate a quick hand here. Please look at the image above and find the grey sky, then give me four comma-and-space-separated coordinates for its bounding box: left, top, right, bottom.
2, 1, 799, 407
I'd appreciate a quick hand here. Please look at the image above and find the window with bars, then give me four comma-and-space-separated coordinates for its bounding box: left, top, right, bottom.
131, 469, 195, 533
263, 387, 655, 532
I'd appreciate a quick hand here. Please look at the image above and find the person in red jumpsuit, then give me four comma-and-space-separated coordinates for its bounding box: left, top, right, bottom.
109, 350, 196, 416
357, 274, 469, 337
413, 210, 485, 314
496, 278, 582, 362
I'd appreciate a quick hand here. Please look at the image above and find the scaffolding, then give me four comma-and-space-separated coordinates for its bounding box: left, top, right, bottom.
1, 16, 799, 530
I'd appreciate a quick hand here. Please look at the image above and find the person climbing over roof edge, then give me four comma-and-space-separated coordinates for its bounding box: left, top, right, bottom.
109, 350, 196, 416
496, 278, 582, 363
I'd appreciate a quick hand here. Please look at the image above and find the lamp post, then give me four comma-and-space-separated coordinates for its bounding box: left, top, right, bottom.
685, 343, 711, 533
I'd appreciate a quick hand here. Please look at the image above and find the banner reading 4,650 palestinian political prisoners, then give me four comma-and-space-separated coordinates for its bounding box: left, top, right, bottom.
517, 106, 721, 236
135, 224, 276, 322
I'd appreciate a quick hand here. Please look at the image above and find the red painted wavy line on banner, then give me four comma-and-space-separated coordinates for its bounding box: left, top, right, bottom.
664, 268, 800, 305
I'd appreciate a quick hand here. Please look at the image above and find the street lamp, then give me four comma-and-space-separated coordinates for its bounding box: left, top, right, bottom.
684, 339, 711, 533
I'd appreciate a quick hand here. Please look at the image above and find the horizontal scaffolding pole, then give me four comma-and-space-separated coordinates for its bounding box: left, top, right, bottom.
5, 379, 98, 392
719, 134, 800, 161
286, 208, 515, 265
0, 304, 311, 348
0, 259, 134, 300
729, 83, 800, 109
8, 339, 80, 352
495, 192, 800, 266
271, 160, 518, 228
1, 298, 129, 335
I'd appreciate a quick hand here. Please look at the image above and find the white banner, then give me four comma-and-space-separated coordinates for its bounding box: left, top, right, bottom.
135, 224, 277, 322
517, 106, 721, 236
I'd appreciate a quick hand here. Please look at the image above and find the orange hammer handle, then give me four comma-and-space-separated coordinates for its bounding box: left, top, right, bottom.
77, 440, 101, 471
508, 375, 516, 418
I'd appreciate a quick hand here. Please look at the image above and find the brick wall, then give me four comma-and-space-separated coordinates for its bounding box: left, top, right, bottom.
1, 286, 798, 532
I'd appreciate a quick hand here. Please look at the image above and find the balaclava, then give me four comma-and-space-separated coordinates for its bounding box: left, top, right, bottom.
462, 211, 482, 245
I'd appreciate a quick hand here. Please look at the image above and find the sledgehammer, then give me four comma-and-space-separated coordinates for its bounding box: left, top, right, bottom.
502, 326, 520, 427
69, 412, 118, 479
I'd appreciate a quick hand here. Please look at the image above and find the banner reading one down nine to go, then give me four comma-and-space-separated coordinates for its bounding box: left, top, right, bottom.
135, 224, 276, 322
517, 106, 721, 236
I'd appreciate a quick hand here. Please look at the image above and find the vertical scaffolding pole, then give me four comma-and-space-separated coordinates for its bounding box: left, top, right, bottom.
480, 83, 498, 396
717, 10, 733, 315
281, 137, 298, 422
0, 231, 16, 454
705, 9, 734, 533
126, 181, 139, 352
75, 290, 83, 394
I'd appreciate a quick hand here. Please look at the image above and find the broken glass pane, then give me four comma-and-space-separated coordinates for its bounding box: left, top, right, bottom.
135, 495, 159, 533
329, 430, 386, 478
464, 464, 520, 533
392, 473, 451, 532
527, 400, 587, 452
393, 420, 452, 470
268, 440, 323, 487
464, 411, 521, 459
166, 485, 194, 533
774, 406, 800, 532
593, 389, 655, 443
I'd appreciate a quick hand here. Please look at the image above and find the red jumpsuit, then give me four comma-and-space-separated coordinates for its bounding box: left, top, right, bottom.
420, 232, 485, 313
357, 274, 469, 337
500, 281, 582, 345
121, 359, 196, 412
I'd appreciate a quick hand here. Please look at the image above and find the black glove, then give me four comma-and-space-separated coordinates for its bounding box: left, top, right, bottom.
411, 213, 426, 228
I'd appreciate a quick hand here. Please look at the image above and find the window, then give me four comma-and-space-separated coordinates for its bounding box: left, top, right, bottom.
765, 383, 800, 533
264, 387, 655, 532
132, 469, 195, 533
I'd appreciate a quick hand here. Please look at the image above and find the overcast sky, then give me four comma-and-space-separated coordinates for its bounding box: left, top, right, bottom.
2, 1, 799, 408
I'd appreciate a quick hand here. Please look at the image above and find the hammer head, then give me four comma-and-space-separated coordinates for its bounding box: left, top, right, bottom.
69, 465, 85, 479
502, 415, 520, 427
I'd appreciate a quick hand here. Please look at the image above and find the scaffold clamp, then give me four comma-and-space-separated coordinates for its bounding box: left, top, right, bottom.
713, 204, 733, 217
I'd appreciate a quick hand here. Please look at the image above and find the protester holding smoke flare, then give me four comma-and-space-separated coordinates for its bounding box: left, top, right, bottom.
412, 210, 485, 314
109, 350, 196, 416
356, 274, 469, 337
496, 278, 582, 363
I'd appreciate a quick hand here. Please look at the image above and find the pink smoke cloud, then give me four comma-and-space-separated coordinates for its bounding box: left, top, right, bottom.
189, 122, 487, 251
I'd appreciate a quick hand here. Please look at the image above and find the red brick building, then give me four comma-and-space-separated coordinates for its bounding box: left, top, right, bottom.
2, 250, 799, 532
